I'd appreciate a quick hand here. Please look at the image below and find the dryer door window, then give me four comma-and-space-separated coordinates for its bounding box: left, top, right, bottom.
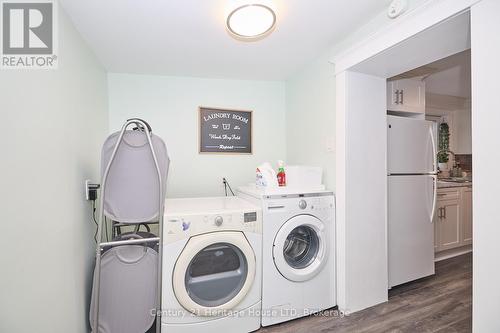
273, 215, 327, 282
173, 231, 256, 316
185, 242, 247, 307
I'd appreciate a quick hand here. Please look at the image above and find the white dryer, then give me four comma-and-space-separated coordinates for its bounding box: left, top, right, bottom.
161, 197, 262, 333
238, 186, 336, 327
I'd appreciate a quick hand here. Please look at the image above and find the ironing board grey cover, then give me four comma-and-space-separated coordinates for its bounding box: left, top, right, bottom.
101, 130, 169, 224
90, 244, 158, 333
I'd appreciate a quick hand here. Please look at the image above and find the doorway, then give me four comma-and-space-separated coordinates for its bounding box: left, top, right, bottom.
334, 7, 471, 314
335, 1, 500, 331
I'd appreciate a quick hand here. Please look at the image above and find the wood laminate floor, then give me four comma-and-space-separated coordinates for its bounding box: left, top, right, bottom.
259, 253, 472, 333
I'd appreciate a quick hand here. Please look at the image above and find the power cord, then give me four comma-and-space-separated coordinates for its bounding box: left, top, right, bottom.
105, 217, 109, 242
91, 200, 98, 243
223, 177, 235, 196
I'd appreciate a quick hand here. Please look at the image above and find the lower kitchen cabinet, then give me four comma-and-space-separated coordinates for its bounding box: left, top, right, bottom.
436, 199, 461, 251
461, 187, 473, 245
434, 186, 472, 253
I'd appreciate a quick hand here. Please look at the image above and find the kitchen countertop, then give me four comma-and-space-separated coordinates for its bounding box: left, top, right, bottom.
437, 180, 473, 189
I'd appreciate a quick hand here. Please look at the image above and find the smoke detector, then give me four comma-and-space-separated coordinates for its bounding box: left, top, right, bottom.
388, 0, 408, 19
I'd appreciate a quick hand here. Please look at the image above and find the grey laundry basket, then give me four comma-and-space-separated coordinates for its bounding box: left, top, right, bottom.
91, 119, 169, 333
90, 233, 158, 333
100, 128, 169, 224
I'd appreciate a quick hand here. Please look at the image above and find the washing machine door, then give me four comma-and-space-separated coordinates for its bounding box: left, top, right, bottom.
273, 214, 327, 282
173, 231, 256, 316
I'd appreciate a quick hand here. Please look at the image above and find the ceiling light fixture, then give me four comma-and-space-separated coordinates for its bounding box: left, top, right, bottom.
226, 4, 276, 41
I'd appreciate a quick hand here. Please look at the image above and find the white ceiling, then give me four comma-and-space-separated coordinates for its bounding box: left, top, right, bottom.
59, 0, 392, 80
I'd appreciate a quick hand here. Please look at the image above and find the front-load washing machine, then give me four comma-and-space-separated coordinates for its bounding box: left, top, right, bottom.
161, 196, 262, 333
238, 186, 336, 327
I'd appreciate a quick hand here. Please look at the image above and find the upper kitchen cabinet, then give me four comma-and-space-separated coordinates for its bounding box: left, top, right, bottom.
425, 94, 472, 155
387, 79, 426, 114
424, 50, 471, 154
453, 100, 472, 154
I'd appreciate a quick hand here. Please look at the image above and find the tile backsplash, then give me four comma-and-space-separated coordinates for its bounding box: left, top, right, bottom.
455, 154, 472, 172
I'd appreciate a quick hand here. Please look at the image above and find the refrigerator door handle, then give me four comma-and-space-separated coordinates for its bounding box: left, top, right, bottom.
430, 175, 437, 223
429, 124, 437, 173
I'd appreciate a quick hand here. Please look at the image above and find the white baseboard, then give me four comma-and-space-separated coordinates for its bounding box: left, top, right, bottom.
435, 245, 472, 262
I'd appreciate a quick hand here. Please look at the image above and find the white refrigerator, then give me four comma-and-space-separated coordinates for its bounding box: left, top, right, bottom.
388, 115, 437, 288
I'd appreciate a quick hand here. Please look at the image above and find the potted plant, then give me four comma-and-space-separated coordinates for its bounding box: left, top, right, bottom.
438, 122, 450, 171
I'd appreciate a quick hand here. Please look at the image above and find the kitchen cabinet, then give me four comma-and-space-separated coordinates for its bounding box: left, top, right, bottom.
433, 211, 439, 252
434, 186, 472, 253
387, 79, 426, 114
426, 96, 471, 155
436, 198, 461, 251
461, 187, 473, 245
454, 106, 472, 154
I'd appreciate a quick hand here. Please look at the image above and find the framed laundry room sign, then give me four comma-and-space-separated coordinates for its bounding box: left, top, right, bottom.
199, 107, 253, 154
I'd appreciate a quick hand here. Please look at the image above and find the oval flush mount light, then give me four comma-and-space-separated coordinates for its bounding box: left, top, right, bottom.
226, 4, 276, 41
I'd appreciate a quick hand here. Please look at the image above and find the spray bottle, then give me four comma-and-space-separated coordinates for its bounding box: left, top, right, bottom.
277, 160, 286, 187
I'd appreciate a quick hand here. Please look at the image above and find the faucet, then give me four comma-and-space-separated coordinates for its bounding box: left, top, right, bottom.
437, 149, 455, 161
437, 149, 456, 173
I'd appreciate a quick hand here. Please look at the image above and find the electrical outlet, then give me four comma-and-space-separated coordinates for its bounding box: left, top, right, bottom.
85, 179, 91, 200
85, 180, 100, 201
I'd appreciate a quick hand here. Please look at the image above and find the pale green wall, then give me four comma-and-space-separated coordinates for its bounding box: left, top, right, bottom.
285, 52, 336, 190
108, 73, 286, 198
0, 8, 108, 333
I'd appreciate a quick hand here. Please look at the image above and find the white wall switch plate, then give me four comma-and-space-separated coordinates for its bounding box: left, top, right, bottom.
326, 137, 336, 153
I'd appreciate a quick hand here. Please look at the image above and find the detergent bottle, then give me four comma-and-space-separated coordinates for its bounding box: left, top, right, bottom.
277, 160, 286, 187
256, 162, 278, 188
